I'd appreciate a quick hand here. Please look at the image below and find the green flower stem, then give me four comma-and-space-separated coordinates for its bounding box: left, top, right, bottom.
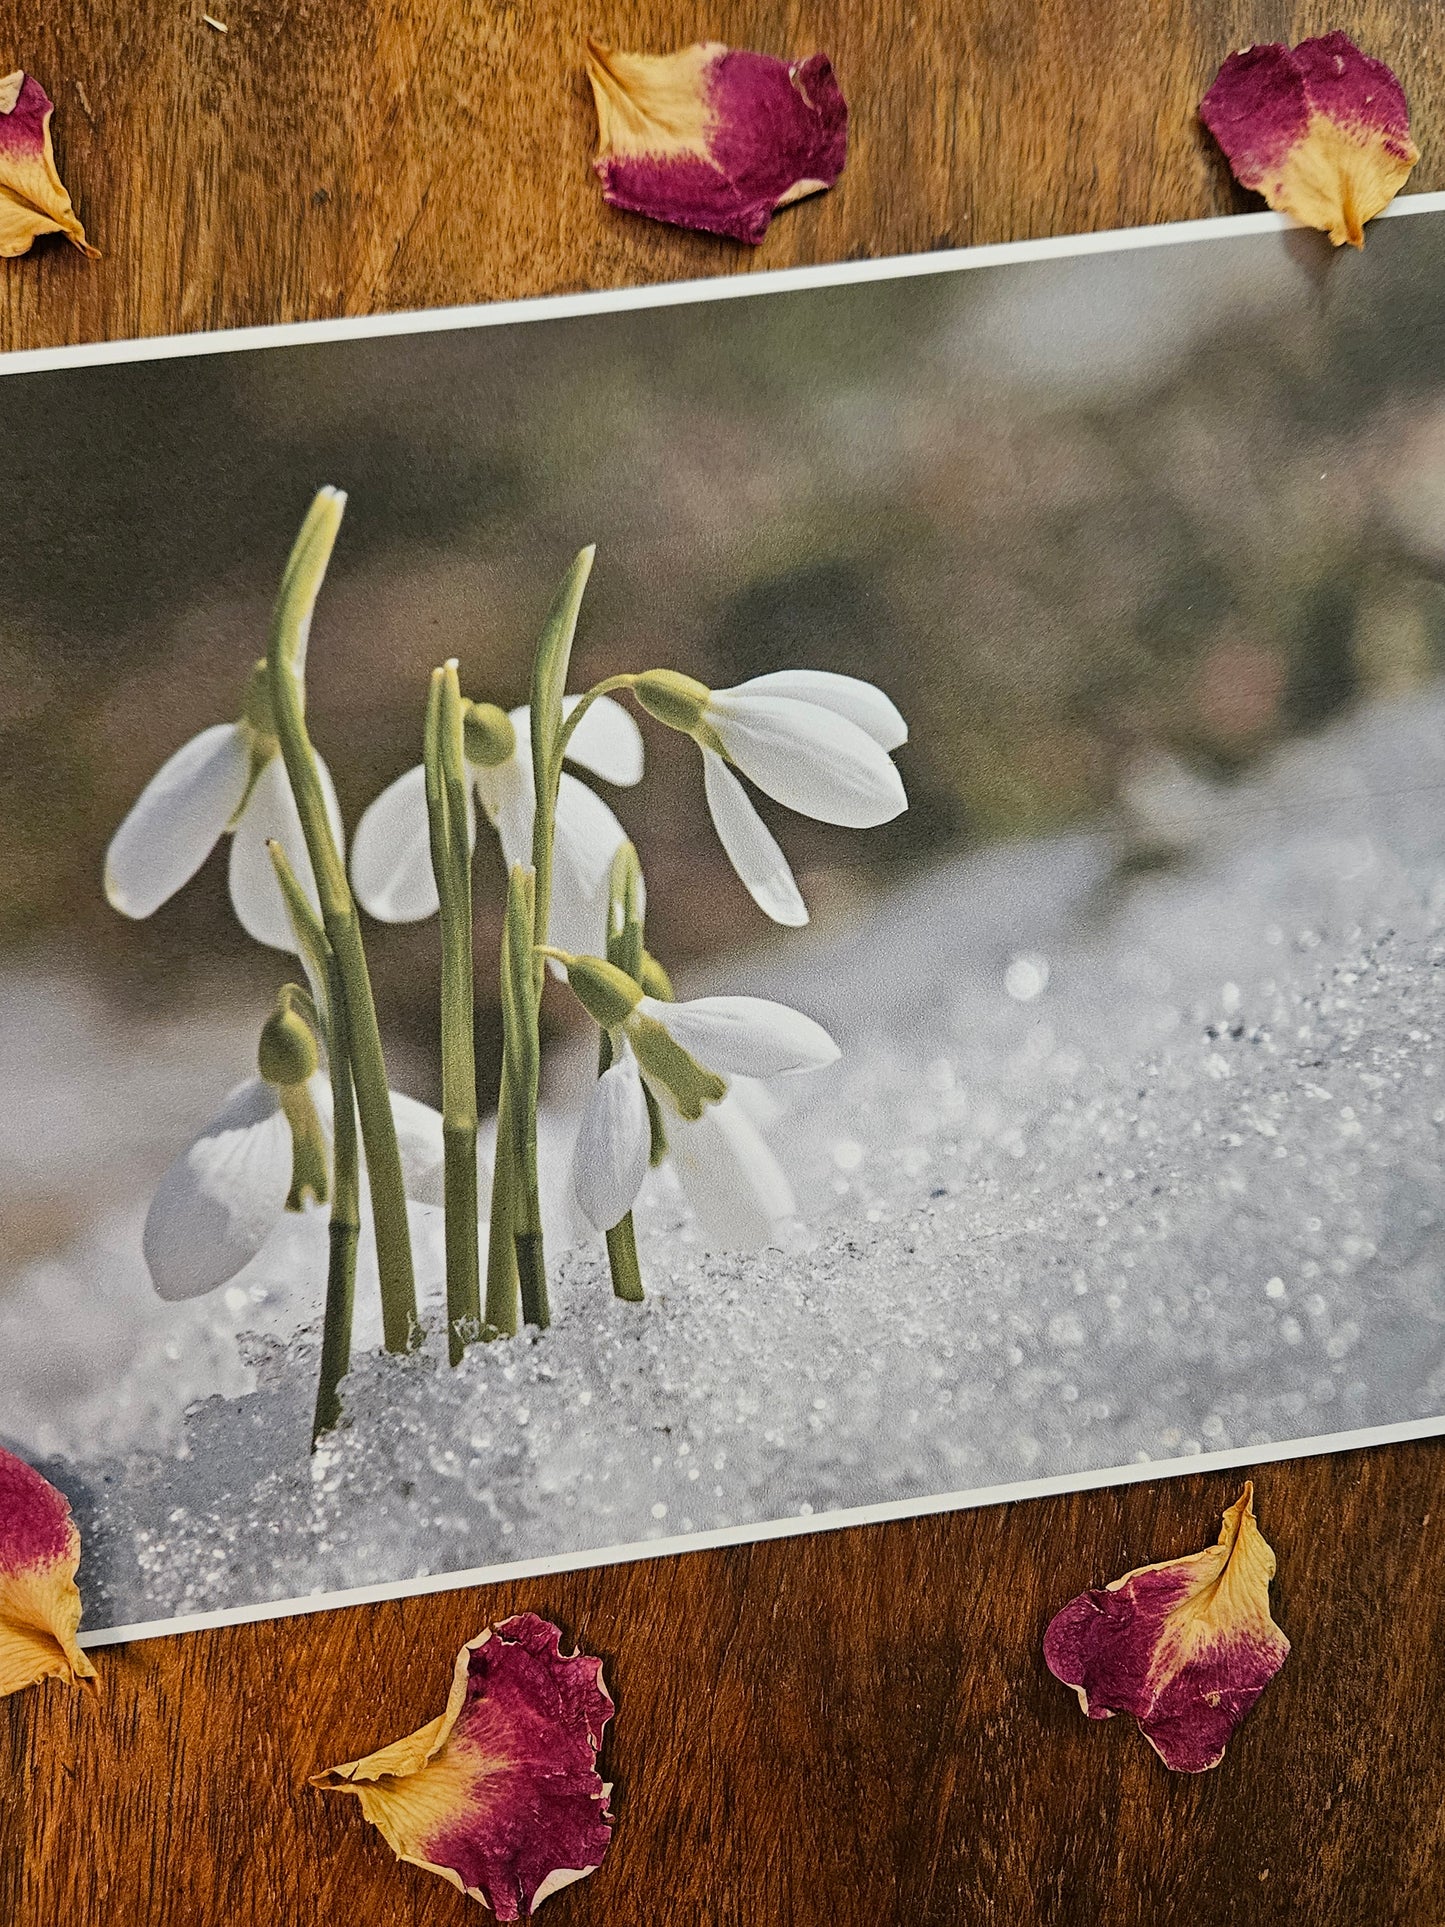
483, 1057, 521, 1337
550, 672, 640, 772
314, 949, 360, 1443
503, 864, 548, 1328
603, 1213, 645, 1305
503, 550, 601, 1336
267, 840, 358, 1443
424, 662, 481, 1364
601, 840, 646, 1304
527, 551, 597, 982
266, 489, 419, 1354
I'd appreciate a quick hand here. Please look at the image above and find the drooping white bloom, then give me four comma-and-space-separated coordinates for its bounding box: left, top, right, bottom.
143, 1074, 451, 1302
569, 1046, 801, 1251
350, 695, 643, 956
566, 968, 839, 1247
636, 668, 907, 926
570, 1049, 653, 1237
104, 710, 342, 953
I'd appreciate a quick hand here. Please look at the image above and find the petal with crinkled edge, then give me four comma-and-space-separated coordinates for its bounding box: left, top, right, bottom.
142, 1075, 318, 1301
0, 72, 97, 258
312, 1612, 613, 1918
1199, 33, 1417, 248
585, 38, 847, 245
1043, 1483, 1289, 1772
0, 1447, 98, 1698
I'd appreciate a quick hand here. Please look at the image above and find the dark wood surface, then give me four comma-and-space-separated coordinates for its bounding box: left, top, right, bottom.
4, 3, 1445, 1922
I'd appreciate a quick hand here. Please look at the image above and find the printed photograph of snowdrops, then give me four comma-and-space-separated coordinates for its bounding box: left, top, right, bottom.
4, 208, 1445, 1632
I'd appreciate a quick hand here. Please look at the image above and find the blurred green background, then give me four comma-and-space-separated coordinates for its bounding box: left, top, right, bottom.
4, 211, 1445, 1106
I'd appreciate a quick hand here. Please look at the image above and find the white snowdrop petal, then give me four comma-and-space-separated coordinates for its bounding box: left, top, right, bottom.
483, 745, 536, 869
142, 1078, 296, 1300
228, 752, 345, 952
572, 1053, 652, 1232
550, 772, 630, 952
104, 723, 251, 919
561, 693, 645, 785
351, 764, 441, 923
727, 1073, 784, 1130
669, 1094, 795, 1250
728, 670, 908, 750
702, 749, 808, 927
386, 1089, 455, 1207
706, 694, 907, 829
646, 995, 841, 1077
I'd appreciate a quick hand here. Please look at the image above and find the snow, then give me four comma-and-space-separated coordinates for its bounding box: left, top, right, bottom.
7, 690, 1445, 1631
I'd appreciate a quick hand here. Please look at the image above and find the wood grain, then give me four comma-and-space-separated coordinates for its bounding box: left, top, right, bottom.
3, 2, 1445, 1922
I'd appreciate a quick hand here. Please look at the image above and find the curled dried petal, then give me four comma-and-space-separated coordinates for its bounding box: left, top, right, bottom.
1043, 1483, 1289, 1772
1200, 33, 1418, 248
313, 1612, 613, 1917
0, 71, 98, 259
585, 38, 847, 245
0, 1445, 99, 1697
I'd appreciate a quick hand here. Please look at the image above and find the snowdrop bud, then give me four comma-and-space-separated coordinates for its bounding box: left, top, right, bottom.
628, 1014, 727, 1121
240, 658, 278, 741
640, 951, 674, 1000
566, 955, 644, 1030
462, 700, 517, 769
634, 669, 711, 734
258, 1001, 320, 1087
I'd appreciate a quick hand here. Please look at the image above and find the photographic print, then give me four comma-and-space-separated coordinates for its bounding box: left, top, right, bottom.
5, 201, 1445, 1640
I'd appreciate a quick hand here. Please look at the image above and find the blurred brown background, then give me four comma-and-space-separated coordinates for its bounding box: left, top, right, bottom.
6, 221, 1445, 1110
5, 4, 1445, 1924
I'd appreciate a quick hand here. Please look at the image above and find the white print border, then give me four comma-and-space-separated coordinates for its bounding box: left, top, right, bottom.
4, 191, 1445, 383
83, 1412, 1445, 1647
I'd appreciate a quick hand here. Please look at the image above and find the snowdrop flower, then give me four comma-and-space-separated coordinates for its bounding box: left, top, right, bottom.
561, 953, 838, 1244
633, 667, 908, 926
143, 1000, 450, 1303
576, 1058, 795, 1250
351, 694, 643, 955
104, 662, 342, 953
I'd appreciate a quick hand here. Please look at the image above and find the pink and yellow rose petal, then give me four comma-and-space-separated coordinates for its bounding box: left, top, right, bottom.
1200, 32, 1418, 248
586, 38, 847, 245
314, 1612, 614, 1918
0, 1445, 98, 1698
1044, 1483, 1289, 1772
0, 70, 97, 259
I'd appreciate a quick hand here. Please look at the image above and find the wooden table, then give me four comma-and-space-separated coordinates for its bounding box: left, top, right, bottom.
4, 5, 1445, 1921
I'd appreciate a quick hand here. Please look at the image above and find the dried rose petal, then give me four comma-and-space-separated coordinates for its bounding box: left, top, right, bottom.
0, 1445, 99, 1697
0, 70, 98, 259
1043, 1483, 1288, 1772
1200, 32, 1418, 248
312, 1612, 613, 1917
584, 37, 847, 245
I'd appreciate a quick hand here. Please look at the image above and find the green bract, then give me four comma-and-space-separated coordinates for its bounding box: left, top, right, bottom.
626, 1013, 728, 1121
258, 998, 320, 1087
462, 700, 517, 769
634, 668, 710, 733
567, 955, 644, 1030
